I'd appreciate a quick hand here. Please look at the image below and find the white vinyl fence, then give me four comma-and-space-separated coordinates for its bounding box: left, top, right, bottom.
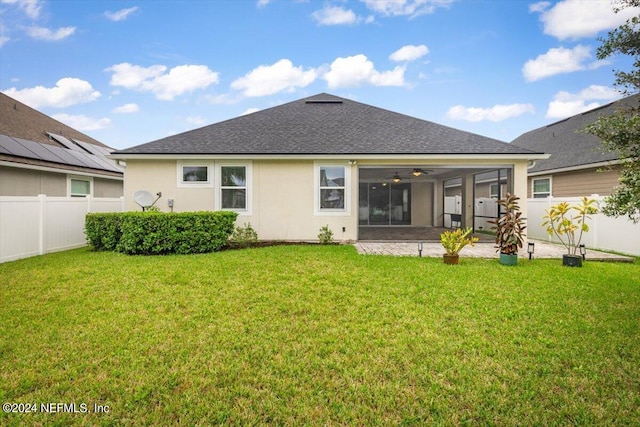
0, 195, 124, 263
527, 196, 640, 256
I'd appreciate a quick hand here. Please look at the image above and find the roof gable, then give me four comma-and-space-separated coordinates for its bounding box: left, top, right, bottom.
511, 94, 639, 173
115, 93, 541, 157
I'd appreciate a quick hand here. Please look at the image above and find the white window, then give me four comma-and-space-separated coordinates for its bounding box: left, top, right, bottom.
177, 162, 213, 188
532, 177, 551, 198
215, 162, 252, 214
315, 163, 351, 215
490, 183, 499, 199
68, 176, 92, 197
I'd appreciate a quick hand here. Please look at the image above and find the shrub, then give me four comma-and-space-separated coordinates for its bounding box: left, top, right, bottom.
85, 212, 122, 251
229, 223, 259, 248
318, 225, 334, 244
85, 211, 238, 255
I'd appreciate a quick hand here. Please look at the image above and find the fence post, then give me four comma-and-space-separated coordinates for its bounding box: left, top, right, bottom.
38, 194, 46, 255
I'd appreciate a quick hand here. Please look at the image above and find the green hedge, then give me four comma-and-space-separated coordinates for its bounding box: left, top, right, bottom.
85, 211, 238, 255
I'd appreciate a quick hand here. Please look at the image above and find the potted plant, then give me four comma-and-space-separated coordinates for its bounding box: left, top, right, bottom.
541, 196, 598, 267
440, 227, 479, 265
489, 193, 526, 266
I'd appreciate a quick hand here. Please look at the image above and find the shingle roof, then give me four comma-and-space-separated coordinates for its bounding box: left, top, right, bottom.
0, 93, 122, 176
115, 93, 542, 157
511, 94, 639, 173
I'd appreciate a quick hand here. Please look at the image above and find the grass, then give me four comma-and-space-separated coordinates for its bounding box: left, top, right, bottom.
1, 245, 639, 426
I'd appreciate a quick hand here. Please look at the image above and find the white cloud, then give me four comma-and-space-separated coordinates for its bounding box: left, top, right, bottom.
1, 0, 42, 19
231, 59, 317, 97
390, 44, 429, 62
312, 6, 358, 25
256, 0, 270, 7
3, 77, 100, 108
26, 25, 75, 41
522, 45, 606, 82
360, 0, 454, 17
112, 103, 139, 113
241, 108, 260, 116
104, 6, 139, 22
323, 54, 406, 89
106, 63, 219, 100
186, 116, 205, 125
0, 35, 9, 47
528, 1, 550, 13
545, 85, 620, 119
51, 113, 111, 131
447, 103, 535, 122
534, 0, 640, 40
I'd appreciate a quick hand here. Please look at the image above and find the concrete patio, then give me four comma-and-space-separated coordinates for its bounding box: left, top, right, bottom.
354, 239, 634, 262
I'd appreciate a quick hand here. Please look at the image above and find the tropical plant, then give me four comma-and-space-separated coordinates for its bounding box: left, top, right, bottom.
440, 228, 479, 256
318, 225, 334, 244
542, 197, 598, 256
489, 193, 526, 255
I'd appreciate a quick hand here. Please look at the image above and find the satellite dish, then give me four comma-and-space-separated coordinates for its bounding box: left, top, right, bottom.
134, 190, 161, 211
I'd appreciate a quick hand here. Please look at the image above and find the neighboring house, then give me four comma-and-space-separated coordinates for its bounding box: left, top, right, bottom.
112, 93, 546, 241
0, 93, 123, 197
511, 94, 639, 199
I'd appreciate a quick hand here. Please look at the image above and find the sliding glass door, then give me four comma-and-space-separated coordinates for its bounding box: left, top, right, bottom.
359, 182, 411, 226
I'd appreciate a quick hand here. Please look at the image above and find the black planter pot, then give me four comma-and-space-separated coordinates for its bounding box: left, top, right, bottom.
563, 254, 583, 267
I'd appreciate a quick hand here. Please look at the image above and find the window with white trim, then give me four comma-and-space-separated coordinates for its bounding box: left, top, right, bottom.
177, 162, 213, 187
532, 177, 551, 198
220, 166, 247, 210
490, 183, 499, 199
68, 177, 92, 197
320, 166, 346, 210
315, 164, 350, 215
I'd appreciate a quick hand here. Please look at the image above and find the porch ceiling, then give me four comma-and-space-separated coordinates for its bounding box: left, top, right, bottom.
358, 166, 499, 182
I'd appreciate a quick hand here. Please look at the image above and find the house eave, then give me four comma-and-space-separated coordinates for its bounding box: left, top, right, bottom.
528, 159, 622, 176
110, 153, 549, 161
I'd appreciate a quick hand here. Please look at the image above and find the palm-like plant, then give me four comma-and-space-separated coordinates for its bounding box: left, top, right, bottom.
489, 193, 526, 255
541, 197, 598, 255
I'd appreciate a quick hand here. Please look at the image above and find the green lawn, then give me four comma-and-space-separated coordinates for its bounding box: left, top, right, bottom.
1, 245, 639, 426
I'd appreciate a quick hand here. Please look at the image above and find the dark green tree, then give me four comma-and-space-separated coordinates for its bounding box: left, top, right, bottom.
584, 0, 640, 221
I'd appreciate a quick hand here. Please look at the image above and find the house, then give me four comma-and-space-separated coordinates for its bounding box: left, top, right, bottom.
0, 93, 123, 197
511, 94, 639, 199
111, 93, 546, 241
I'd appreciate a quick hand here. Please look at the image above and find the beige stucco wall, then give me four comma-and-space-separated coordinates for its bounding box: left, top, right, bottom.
411, 181, 433, 226
123, 157, 531, 241
124, 159, 359, 241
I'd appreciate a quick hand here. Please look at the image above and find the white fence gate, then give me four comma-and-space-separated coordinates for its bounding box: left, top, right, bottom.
0, 195, 124, 263
527, 196, 640, 257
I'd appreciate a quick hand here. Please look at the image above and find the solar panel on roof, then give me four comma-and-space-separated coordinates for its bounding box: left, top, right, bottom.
40, 143, 87, 167
65, 149, 108, 170
47, 132, 84, 152
73, 139, 104, 156
12, 138, 67, 164
0, 135, 41, 160
0, 136, 13, 155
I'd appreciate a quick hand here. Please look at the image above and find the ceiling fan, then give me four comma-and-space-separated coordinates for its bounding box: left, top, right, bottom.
384, 169, 433, 183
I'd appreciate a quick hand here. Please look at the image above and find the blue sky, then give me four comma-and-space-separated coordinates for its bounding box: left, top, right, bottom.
1, 0, 638, 150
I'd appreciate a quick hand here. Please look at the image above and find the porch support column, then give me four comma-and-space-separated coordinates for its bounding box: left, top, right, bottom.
461, 173, 474, 229
513, 161, 529, 230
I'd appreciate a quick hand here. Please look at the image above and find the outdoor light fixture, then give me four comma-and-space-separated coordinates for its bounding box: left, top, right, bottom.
393, 172, 401, 183
412, 169, 422, 177
579, 244, 586, 260
418, 242, 423, 257
527, 242, 535, 260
